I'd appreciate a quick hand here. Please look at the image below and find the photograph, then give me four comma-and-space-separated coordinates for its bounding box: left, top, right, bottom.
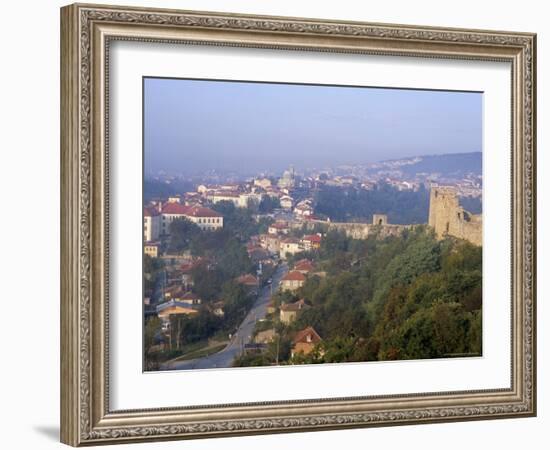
142, 78, 484, 372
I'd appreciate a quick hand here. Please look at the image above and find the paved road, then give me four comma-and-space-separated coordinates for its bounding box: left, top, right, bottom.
162, 263, 288, 371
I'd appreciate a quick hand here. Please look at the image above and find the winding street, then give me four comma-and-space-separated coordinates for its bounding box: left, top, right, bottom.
162, 263, 288, 371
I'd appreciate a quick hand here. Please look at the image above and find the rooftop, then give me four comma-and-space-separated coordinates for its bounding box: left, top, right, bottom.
302, 234, 322, 243
161, 203, 193, 215
236, 274, 259, 286
280, 298, 309, 312
282, 271, 306, 282
156, 300, 199, 313
293, 326, 322, 345
294, 260, 315, 272
162, 203, 222, 218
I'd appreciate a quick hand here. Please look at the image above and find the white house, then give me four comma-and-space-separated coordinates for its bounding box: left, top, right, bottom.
279, 238, 303, 259
206, 191, 262, 208
161, 203, 223, 234
206, 191, 241, 207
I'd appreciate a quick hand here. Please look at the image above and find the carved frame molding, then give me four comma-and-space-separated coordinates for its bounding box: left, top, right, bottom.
61, 3, 536, 446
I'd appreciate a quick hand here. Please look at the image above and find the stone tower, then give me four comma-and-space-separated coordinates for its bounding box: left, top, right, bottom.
372, 214, 388, 226
428, 187, 482, 246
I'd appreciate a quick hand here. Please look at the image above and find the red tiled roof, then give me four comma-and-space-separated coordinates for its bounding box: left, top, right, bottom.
293, 326, 322, 345
294, 258, 311, 265
162, 203, 193, 215
144, 206, 160, 217
162, 203, 222, 218
282, 271, 306, 282
236, 274, 258, 286
280, 299, 309, 312
270, 222, 289, 229
303, 234, 322, 243
281, 237, 300, 244
294, 260, 314, 272
186, 206, 222, 218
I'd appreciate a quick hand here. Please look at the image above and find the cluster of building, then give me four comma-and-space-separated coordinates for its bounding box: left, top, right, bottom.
150, 256, 260, 331
258, 222, 322, 260
146, 162, 483, 259
251, 258, 325, 359
195, 170, 317, 217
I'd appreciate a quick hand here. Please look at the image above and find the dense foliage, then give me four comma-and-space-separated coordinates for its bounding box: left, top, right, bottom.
315, 183, 431, 224
243, 227, 482, 366
143, 254, 164, 296
211, 201, 272, 240
258, 196, 281, 213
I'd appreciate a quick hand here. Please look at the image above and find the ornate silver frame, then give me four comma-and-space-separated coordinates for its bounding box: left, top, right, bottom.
60, 3, 536, 446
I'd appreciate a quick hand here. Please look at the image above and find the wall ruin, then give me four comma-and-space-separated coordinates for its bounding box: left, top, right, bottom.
428, 187, 482, 246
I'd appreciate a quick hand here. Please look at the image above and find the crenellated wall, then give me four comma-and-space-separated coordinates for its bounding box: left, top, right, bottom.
428, 187, 482, 246
295, 219, 412, 240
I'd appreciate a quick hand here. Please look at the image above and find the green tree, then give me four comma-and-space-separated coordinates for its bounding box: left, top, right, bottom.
168, 218, 201, 253
144, 316, 161, 352
258, 196, 281, 213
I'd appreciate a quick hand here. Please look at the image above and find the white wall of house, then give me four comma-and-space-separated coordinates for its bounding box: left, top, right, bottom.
161, 213, 223, 233
187, 215, 224, 230
143, 214, 160, 241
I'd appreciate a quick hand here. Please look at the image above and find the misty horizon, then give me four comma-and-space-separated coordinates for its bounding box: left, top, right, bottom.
144, 78, 482, 176
144, 151, 482, 180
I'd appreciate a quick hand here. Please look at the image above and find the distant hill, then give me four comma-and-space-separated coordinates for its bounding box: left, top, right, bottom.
399, 152, 481, 178
366, 152, 482, 181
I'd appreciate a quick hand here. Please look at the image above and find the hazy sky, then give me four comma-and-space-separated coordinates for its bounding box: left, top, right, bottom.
144, 77, 482, 175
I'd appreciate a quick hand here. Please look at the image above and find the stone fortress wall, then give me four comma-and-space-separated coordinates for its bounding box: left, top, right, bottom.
428, 187, 482, 246
294, 187, 482, 246
296, 214, 412, 240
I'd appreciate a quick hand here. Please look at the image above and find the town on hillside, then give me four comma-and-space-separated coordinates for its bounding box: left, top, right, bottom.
143, 157, 483, 371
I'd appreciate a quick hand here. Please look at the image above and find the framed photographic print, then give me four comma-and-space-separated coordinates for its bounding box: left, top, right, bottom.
60, 3, 537, 446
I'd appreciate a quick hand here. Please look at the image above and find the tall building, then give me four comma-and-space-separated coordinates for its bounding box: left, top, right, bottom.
278, 166, 296, 189
143, 207, 161, 242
